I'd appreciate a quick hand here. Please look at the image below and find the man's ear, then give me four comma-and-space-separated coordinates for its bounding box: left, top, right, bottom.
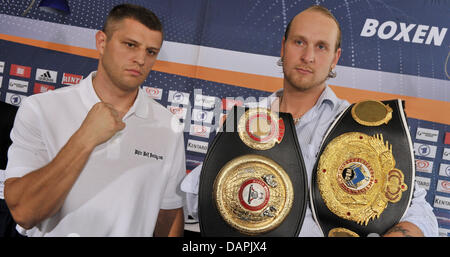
331, 47, 342, 69
95, 30, 107, 56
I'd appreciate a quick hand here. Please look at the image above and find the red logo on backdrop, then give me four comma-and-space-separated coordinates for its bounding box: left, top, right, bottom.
445, 132, 450, 145
168, 106, 183, 115
145, 87, 160, 96
415, 160, 429, 169
442, 181, 450, 191
222, 98, 243, 110
10, 64, 31, 78
62, 73, 83, 86
34, 83, 55, 94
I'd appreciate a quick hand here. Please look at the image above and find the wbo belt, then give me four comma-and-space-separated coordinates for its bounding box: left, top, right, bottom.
311, 99, 415, 237
198, 106, 308, 236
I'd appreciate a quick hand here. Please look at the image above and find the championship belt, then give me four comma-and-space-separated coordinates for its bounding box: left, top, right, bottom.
311, 99, 415, 237
198, 106, 308, 236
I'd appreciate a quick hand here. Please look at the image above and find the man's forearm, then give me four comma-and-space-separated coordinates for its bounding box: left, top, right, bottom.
154, 208, 184, 237
4, 130, 95, 229
383, 221, 424, 237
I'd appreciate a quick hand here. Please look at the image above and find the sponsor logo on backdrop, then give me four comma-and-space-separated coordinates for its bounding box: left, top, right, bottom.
10, 64, 31, 78
445, 132, 450, 145
34, 83, 55, 94
194, 94, 217, 109
415, 159, 433, 173
186, 139, 208, 154
443, 148, 450, 161
62, 73, 83, 86
360, 18, 448, 46
416, 127, 439, 142
0, 61, 4, 73
8, 78, 29, 93
143, 86, 163, 100
192, 109, 214, 124
35, 68, 57, 83
167, 105, 187, 120
413, 143, 437, 158
415, 176, 431, 191
186, 158, 203, 169
439, 228, 450, 237
5, 92, 26, 106
440, 163, 450, 177
0, 76, 2, 87
222, 98, 244, 110
168, 90, 190, 105
437, 180, 450, 194
189, 124, 211, 139
434, 195, 450, 211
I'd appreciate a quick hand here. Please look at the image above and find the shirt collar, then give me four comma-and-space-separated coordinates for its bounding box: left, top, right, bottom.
268, 85, 338, 110
266, 85, 339, 123
79, 71, 149, 119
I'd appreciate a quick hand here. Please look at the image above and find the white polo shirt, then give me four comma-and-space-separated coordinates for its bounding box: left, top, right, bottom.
5, 71, 186, 236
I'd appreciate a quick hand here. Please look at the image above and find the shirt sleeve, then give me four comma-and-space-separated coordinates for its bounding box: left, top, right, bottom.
159, 129, 186, 210
5, 97, 50, 180
399, 182, 439, 237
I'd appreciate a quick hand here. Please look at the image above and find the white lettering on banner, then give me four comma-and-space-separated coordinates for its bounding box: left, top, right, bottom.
189, 124, 211, 139
143, 86, 163, 100
62, 73, 83, 86
437, 180, 450, 194
8, 78, 29, 93
0, 61, 4, 73
416, 127, 439, 142
5, 92, 26, 106
168, 90, 190, 105
434, 195, 450, 211
443, 148, 450, 161
415, 176, 431, 191
0, 76, 2, 87
360, 18, 448, 46
413, 143, 437, 158
439, 163, 450, 177
35, 68, 57, 83
415, 159, 433, 173
186, 139, 209, 154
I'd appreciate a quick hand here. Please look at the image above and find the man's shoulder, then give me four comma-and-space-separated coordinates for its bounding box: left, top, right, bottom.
140, 91, 182, 128
28, 84, 80, 103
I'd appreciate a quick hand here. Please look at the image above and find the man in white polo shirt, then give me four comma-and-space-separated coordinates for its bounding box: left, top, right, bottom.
3, 4, 186, 236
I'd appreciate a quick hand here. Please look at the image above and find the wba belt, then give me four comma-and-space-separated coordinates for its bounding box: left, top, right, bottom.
198, 106, 308, 236
311, 99, 415, 237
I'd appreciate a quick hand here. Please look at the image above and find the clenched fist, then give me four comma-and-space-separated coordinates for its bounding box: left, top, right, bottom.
76, 102, 126, 148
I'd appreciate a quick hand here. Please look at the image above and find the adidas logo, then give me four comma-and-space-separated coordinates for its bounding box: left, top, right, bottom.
36, 68, 57, 83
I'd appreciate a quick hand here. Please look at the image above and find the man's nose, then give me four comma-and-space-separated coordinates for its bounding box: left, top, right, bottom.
301, 46, 315, 63
134, 50, 146, 65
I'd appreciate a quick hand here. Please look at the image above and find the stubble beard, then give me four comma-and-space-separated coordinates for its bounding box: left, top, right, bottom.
283, 65, 329, 92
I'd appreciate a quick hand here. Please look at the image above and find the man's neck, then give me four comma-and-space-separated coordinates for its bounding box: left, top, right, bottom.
92, 71, 138, 118
279, 82, 326, 119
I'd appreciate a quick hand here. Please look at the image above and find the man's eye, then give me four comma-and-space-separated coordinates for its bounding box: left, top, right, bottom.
126, 42, 135, 47
318, 45, 326, 50
295, 40, 303, 45
147, 50, 156, 55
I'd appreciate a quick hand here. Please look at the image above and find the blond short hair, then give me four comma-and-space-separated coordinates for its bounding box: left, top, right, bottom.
284, 5, 341, 51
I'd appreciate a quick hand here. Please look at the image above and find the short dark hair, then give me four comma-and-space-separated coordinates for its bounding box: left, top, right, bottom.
102, 4, 163, 38
284, 5, 341, 51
